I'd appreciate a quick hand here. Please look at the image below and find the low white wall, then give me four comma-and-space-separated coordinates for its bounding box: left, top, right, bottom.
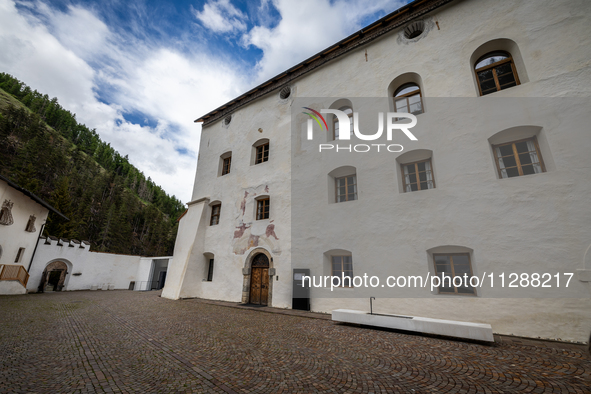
27, 237, 170, 292
0, 280, 27, 295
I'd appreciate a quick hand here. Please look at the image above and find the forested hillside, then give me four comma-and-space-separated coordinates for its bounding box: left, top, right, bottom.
0, 73, 185, 256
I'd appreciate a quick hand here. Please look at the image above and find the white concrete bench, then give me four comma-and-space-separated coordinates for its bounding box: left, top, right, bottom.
332, 309, 494, 342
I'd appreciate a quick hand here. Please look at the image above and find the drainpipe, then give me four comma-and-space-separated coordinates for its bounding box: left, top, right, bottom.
27, 223, 45, 273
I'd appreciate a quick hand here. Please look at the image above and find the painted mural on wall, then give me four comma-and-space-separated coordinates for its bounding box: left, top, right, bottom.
232, 184, 281, 255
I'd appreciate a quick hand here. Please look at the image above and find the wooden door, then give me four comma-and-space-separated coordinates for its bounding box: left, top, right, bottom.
249, 267, 269, 305
260, 268, 268, 305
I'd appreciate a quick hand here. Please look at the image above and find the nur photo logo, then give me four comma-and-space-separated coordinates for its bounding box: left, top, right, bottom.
302, 106, 419, 153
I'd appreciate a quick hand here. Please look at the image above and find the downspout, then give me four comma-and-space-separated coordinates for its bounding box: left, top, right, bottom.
27, 223, 45, 273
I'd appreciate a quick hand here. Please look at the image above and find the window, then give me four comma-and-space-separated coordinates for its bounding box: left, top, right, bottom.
210, 204, 221, 225
207, 259, 214, 281
279, 86, 291, 99
25, 215, 36, 232
331, 256, 353, 287
493, 137, 545, 178
475, 51, 519, 96
256, 198, 270, 220
401, 159, 434, 192
394, 83, 423, 115
335, 175, 357, 202
403, 21, 425, 40
433, 253, 475, 295
333, 106, 353, 140
15, 247, 25, 263
255, 143, 269, 164
222, 156, 231, 175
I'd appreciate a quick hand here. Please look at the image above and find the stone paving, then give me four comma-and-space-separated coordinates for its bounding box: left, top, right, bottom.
0, 290, 589, 393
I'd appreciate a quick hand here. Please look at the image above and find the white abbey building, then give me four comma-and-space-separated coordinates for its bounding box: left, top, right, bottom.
162, 0, 591, 343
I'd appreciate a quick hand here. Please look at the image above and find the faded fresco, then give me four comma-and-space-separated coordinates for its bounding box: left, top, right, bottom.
232, 184, 281, 255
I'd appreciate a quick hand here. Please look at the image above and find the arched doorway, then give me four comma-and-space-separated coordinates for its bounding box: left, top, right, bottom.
39, 261, 68, 292
249, 253, 270, 305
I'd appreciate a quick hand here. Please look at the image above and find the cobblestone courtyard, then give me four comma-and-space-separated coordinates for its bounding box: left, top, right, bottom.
0, 291, 589, 393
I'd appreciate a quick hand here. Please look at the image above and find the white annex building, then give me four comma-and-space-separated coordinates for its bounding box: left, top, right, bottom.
0, 175, 172, 295
0, 174, 68, 294
162, 0, 591, 343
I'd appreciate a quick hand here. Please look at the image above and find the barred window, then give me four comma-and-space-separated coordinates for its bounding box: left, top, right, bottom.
493, 137, 545, 178
401, 159, 435, 192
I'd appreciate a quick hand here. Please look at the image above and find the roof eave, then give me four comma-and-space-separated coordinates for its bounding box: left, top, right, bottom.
194, 0, 454, 126
0, 174, 69, 221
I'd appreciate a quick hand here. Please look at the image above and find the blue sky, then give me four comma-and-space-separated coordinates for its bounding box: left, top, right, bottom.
0, 0, 409, 202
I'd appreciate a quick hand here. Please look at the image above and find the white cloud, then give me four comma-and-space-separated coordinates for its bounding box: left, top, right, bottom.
194, 0, 247, 34
0, 0, 404, 202
243, 0, 401, 81
0, 0, 246, 202
31, 1, 111, 62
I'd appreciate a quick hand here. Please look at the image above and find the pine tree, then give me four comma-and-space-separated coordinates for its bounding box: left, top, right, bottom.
45, 176, 75, 238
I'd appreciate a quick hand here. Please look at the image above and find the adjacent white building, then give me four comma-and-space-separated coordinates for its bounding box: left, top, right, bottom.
0, 175, 172, 294
0, 174, 67, 294
163, 0, 591, 343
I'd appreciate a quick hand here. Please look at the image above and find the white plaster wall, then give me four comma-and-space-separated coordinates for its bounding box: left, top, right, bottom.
162, 199, 208, 299
0, 280, 27, 295
169, 0, 591, 342
0, 179, 49, 270
27, 239, 141, 292
163, 92, 293, 305
136, 257, 155, 289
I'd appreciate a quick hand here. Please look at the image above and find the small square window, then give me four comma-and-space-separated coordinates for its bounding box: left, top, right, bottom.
335, 175, 357, 202
210, 204, 221, 226
255, 143, 269, 164
256, 198, 270, 220
493, 137, 545, 179
222, 156, 231, 175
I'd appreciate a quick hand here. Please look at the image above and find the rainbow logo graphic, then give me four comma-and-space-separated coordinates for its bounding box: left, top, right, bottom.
302, 107, 328, 130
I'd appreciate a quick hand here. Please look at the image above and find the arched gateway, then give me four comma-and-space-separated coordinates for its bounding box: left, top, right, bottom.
39, 261, 68, 292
